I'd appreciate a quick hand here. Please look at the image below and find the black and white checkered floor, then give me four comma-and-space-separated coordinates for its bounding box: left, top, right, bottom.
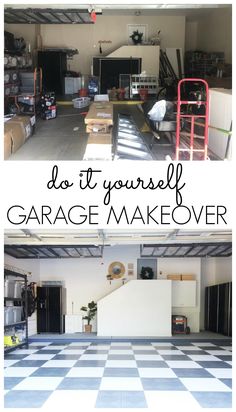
4, 340, 232, 409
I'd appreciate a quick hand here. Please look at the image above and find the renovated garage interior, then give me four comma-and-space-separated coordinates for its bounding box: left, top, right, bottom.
4, 3, 232, 161
4, 229, 232, 409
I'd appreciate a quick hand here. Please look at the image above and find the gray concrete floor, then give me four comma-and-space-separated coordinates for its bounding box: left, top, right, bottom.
7, 104, 174, 161
9, 105, 89, 161
7, 102, 218, 161
29, 331, 231, 342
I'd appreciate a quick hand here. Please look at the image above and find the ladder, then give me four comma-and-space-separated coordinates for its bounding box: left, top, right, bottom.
176, 78, 209, 160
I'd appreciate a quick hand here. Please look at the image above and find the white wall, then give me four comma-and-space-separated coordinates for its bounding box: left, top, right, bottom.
39, 245, 138, 317
158, 257, 201, 333
5, 15, 185, 74
4, 249, 231, 335
98, 280, 172, 336
17, 248, 202, 333
185, 21, 198, 51
5, 23, 37, 49
4, 254, 40, 283
214, 257, 232, 284
196, 8, 232, 63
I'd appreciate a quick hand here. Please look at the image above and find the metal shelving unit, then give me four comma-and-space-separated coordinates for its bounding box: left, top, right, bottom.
5, 68, 42, 116
185, 51, 225, 78
4, 268, 28, 353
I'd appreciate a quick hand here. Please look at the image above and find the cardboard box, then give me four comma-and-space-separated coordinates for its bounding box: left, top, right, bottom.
86, 123, 110, 134
181, 274, 195, 281
167, 274, 181, 280
4, 121, 26, 153
4, 115, 34, 147
83, 132, 112, 160
87, 132, 112, 145
4, 131, 12, 159
9, 115, 34, 140
85, 102, 113, 127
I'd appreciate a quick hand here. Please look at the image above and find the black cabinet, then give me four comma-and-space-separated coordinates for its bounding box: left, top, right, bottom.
38, 51, 67, 95
37, 286, 66, 334
205, 282, 232, 336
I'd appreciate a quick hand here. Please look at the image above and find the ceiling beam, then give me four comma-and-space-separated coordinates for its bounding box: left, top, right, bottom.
36, 11, 54, 23
6, 11, 28, 23
62, 247, 71, 257
22, 229, 42, 242
64, 12, 74, 23
172, 246, 183, 256
47, 247, 61, 258
76, 12, 84, 23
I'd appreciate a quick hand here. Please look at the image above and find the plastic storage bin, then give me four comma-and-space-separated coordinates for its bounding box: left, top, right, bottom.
4, 280, 15, 298
14, 282, 22, 298
12, 307, 22, 323
72, 97, 90, 109
4, 307, 14, 325
4, 280, 22, 298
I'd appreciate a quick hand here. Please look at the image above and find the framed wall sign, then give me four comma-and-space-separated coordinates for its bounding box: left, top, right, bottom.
137, 258, 157, 280
127, 24, 148, 45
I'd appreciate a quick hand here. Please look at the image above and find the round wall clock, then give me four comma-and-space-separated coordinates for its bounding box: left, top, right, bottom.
108, 261, 125, 279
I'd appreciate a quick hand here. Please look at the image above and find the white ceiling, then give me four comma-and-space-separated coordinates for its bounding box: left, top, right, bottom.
4, 229, 232, 246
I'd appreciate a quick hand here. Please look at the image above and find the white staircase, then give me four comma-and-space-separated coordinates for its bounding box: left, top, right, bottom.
97, 280, 172, 337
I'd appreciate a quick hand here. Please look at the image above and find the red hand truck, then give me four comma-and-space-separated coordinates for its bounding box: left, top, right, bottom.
175, 78, 209, 160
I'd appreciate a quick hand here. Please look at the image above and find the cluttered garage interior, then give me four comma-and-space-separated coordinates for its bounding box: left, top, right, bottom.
4, 3, 232, 161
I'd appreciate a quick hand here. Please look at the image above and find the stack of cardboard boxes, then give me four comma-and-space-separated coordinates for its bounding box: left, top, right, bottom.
4, 114, 35, 159
83, 102, 113, 160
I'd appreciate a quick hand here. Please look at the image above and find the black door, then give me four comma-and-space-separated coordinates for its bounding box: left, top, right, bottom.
38, 51, 67, 95
205, 286, 210, 330
218, 283, 229, 335
48, 287, 61, 333
37, 286, 47, 333
208, 285, 218, 332
228, 282, 232, 337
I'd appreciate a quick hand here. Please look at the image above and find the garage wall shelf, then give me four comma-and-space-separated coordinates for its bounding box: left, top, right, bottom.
4, 67, 42, 116
140, 242, 232, 258
4, 8, 96, 24
4, 268, 28, 353
185, 51, 225, 78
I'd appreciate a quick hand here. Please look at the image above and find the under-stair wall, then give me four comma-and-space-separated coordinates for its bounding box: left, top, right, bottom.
97, 280, 172, 337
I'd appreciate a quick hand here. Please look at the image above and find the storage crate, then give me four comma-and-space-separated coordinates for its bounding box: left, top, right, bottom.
4, 280, 15, 298
5, 280, 22, 298
65, 77, 82, 94
72, 97, 90, 109
12, 307, 22, 323
4, 307, 14, 325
